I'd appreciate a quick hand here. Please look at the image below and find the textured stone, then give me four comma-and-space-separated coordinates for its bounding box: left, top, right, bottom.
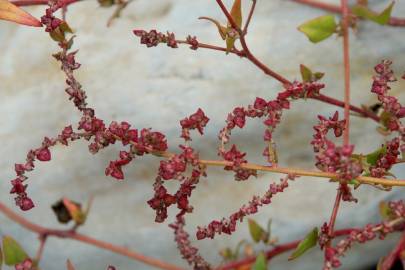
0, 0, 404, 269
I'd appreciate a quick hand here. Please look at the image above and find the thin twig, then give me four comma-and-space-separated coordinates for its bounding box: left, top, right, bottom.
242, 0, 257, 35
325, 0, 351, 256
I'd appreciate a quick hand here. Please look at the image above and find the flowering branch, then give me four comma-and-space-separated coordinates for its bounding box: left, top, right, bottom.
1, 0, 405, 269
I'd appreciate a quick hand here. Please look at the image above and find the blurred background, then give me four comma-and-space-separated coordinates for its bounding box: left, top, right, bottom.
0, 0, 404, 269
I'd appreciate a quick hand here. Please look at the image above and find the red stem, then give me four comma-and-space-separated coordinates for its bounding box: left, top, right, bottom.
312, 94, 379, 122
0, 201, 185, 270
327, 190, 343, 237
341, 0, 351, 146
292, 0, 405, 27
381, 230, 405, 270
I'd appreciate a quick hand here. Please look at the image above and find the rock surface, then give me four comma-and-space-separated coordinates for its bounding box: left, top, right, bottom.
0, 0, 404, 269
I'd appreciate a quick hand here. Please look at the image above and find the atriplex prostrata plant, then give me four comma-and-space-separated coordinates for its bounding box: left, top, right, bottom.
0, 0, 405, 270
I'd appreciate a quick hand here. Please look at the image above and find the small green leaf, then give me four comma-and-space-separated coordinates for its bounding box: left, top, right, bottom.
313, 72, 325, 81
2, 236, 28, 266
226, 36, 237, 54
379, 201, 395, 220
229, 0, 242, 28
300, 64, 313, 82
348, 179, 360, 188
352, 2, 394, 25
252, 252, 267, 270
248, 219, 266, 243
288, 227, 318, 260
298, 15, 337, 43
366, 146, 386, 166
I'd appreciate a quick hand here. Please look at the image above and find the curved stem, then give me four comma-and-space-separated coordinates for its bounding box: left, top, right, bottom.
312, 94, 380, 122
0, 202, 185, 270
175, 38, 380, 123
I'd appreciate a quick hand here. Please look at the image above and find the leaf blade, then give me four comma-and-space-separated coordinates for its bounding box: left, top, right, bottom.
248, 219, 266, 243
298, 15, 337, 43
352, 2, 394, 25
252, 252, 267, 270
288, 227, 318, 261
2, 236, 28, 266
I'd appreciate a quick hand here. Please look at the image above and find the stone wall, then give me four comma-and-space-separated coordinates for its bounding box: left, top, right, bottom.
0, 0, 404, 269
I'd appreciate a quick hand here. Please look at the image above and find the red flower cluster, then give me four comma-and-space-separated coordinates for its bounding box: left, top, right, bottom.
186, 35, 199, 50
133, 30, 178, 48
148, 146, 204, 223
312, 112, 362, 182
169, 217, 210, 270
11, 137, 59, 211
105, 151, 133, 180
372, 60, 405, 131
196, 174, 295, 240
147, 182, 177, 222
370, 138, 400, 178
219, 81, 325, 165
180, 108, 210, 141
222, 145, 257, 181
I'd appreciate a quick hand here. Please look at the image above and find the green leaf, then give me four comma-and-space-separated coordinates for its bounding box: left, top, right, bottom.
298, 15, 337, 43
288, 227, 318, 260
229, 0, 242, 28
2, 236, 28, 266
352, 2, 394, 25
300, 64, 313, 82
348, 179, 360, 188
226, 36, 237, 54
248, 219, 266, 243
366, 146, 386, 166
253, 252, 267, 270
313, 72, 325, 81
379, 201, 395, 220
